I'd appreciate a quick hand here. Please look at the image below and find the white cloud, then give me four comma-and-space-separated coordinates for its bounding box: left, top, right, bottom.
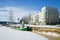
0, 6, 38, 22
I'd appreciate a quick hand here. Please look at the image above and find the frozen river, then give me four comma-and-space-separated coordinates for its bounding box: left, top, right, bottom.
0, 26, 49, 40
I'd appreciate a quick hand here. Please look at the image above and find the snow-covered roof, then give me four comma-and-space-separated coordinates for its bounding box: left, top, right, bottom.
0, 27, 49, 40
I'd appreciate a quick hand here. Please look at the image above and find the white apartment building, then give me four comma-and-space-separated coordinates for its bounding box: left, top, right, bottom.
29, 6, 59, 25
29, 12, 39, 25
39, 6, 59, 25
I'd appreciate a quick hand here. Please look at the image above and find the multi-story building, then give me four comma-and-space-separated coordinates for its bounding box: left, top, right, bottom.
39, 6, 59, 25
29, 12, 40, 25
29, 6, 59, 25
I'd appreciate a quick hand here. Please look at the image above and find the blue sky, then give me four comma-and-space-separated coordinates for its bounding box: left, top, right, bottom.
0, 0, 60, 22
0, 0, 60, 11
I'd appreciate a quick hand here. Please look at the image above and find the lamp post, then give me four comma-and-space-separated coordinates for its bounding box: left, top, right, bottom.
17, 18, 20, 24
22, 20, 24, 28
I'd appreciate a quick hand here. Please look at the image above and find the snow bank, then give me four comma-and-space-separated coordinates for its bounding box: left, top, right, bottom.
26, 25, 60, 28
0, 27, 49, 40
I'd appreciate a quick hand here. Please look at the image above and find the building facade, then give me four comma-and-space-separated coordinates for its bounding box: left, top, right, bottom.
39, 6, 59, 25
29, 12, 40, 25
29, 6, 59, 25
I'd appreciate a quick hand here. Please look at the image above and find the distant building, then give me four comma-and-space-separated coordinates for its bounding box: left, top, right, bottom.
29, 6, 59, 25
29, 12, 39, 25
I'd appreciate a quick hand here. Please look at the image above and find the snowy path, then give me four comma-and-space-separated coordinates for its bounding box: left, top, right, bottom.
0, 26, 49, 40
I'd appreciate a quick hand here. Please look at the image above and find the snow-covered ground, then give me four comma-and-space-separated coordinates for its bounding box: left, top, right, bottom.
0, 26, 49, 40
26, 25, 60, 28
39, 32, 60, 37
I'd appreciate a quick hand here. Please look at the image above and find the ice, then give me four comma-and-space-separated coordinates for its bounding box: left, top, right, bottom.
0, 27, 49, 40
